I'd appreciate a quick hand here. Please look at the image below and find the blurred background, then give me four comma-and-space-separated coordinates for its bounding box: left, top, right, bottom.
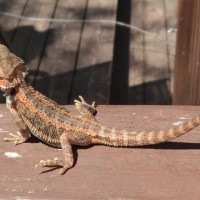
0, 0, 196, 106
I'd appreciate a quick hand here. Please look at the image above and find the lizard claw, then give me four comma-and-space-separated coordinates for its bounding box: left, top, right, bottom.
4, 132, 27, 145
59, 166, 70, 175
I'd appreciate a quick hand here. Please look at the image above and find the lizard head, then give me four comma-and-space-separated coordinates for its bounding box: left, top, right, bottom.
0, 44, 28, 91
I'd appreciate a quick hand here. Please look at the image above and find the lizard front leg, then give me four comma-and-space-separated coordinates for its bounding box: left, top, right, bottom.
35, 131, 92, 175
74, 95, 97, 121
4, 130, 30, 145
4, 108, 30, 145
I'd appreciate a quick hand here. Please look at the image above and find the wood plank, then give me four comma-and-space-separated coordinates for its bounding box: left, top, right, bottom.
69, 0, 118, 105
143, 0, 170, 104
164, 0, 178, 94
0, 0, 27, 40
0, 0, 59, 91
129, 0, 175, 104
34, 0, 88, 104
110, 0, 131, 104
18, 0, 58, 80
0, 26, 12, 48
11, 0, 57, 61
11, 0, 40, 58
7, 0, 58, 90
1, 104, 200, 198
129, 0, 144, 104
7, 0, 58, 98
174, 0, 200, 105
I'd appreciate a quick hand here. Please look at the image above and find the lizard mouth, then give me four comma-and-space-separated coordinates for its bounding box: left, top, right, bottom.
0, 77, 5, 86
0, 77, 6, 88
0, 77, 15, 91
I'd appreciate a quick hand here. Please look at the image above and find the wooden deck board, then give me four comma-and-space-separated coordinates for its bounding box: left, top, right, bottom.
9, 0, 59, 97
164, 0, 177, 93
0, 0, 177, 105
34, 0, 88, 104
174, 0, 200, 105
129, 0, 144, 104
1, 105, 200, 199
129, 0, 177, 104
11, 0, 42, 58
69, 0, 118, 104
143, 0, 169, 83
20, 0, 58, 77
0, 0, 27, 41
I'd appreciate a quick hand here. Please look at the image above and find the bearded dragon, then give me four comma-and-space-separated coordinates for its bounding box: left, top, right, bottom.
0, 44, 200, 175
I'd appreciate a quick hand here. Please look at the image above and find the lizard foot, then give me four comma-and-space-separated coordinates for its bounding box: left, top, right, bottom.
74, 95, 96, 115
4, 132, 27, 145
35, 158, 71, 175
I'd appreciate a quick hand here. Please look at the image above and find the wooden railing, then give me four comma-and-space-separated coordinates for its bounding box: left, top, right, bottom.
174, 0, 200, 105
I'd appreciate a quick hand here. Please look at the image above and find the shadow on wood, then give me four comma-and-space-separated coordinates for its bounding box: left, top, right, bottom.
0, 0, 173, 105
128, 78, 172, 105
29, 61, 112, 105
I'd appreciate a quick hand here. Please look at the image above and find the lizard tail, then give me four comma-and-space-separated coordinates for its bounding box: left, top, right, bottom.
95, 115, 200, 147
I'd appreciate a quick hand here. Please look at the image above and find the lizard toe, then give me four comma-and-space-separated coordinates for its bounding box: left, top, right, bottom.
35, 158, 65, 168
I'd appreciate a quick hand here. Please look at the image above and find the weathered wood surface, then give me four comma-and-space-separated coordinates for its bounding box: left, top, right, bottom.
0, 0, 178, 105
1, 104, 200, 199
0, 0, 27, 41
127, 0, 177, 104
0, 0, 117, 105
69, 0, 117, 104
33, 0, 88, 104
174, 0, 200, 105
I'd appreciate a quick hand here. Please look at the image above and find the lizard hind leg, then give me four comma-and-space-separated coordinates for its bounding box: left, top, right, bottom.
35, 131, 92, 175
35, 133, 75, 175
74, 95, 97, 121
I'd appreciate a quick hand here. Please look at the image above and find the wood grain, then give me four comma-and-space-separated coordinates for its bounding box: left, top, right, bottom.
34, 0, 88, 104
128, 0, 177, 104
69, 0, 118, 105
174, 0, 200, 105
0, 0, 178, 105
0, 104, 200, 199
